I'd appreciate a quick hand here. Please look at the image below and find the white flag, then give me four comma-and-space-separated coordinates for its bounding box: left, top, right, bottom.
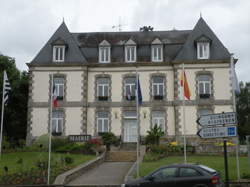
230, 56, 240, 95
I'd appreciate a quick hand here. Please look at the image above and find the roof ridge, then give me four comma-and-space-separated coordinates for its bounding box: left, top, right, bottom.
71, 29, 192, 35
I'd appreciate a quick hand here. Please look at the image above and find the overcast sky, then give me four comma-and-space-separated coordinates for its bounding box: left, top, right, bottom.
0, 0, 249, 81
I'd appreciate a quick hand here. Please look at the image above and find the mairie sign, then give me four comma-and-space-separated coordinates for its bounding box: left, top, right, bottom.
197, 126, 237, 139
68, 135, 91, 142
197, 112, 237, 127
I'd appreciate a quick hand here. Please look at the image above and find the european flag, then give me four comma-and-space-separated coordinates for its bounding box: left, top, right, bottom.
137, 77, 142, 105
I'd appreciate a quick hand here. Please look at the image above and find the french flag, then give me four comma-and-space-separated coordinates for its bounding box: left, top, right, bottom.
53, 86, 58, 107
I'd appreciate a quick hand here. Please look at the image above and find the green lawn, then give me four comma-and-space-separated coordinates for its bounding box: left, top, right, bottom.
0, 152, 95, 175
140, 155, 250, 181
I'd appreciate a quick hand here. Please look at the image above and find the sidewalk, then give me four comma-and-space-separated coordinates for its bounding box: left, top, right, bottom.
67, 162, 133, 185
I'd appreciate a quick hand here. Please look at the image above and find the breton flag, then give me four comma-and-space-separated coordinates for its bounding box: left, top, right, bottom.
180, 70, 191, 100
53, 86, 58, 107
136, 77, 142, 105
3, 71, 11, 105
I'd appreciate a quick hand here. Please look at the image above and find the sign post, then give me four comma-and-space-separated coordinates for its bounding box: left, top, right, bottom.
197, 112, 237, 187
223, 139, 229, 187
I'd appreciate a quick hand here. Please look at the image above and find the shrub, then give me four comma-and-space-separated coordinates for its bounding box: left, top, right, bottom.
88, 138, 102, 147
33, 134, 50, 149
242, 172, 250, 179
2, 136, 11, 150
145, 125, 164, 145
149, 144, 168, 155
82, 141, 96, 154
64, 156, 74, 165
101, 132, 119, 151
167, 143, 182, 154
55, 143, 83, 153
17, 139, 26, 148
51, 137, 70, 150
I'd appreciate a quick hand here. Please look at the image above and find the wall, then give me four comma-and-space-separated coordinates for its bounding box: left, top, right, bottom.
31, 108, 48, 136
29, 63, 233, 139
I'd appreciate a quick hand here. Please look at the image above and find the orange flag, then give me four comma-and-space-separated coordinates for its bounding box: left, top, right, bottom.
180, 71, 191, 100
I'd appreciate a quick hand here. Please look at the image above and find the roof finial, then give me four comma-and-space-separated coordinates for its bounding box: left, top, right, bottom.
200, 12, 202, 18
63, 17, 65, 23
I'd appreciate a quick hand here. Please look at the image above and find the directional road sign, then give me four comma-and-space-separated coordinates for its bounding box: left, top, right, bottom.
197, 112, 237, 127
197, 126, 237, 139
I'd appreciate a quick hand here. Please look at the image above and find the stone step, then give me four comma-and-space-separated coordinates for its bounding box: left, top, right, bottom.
120, 143, 137, 151
105, 151, 137, 162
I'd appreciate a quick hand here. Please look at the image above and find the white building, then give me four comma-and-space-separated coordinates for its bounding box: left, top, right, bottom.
26, 17, 236, 145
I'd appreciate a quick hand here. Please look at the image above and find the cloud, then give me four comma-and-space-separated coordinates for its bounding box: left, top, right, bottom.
0, 0, 249, 82
131, 0, 250, 82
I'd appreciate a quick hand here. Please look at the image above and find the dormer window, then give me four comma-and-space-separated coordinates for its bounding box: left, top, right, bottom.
125, 39, 136, 63
152, 45, 163, 62
99, 47, 110, 63
125, 46, 136, 62
197, 42, 210, 59
151, 38, 163, 62
53, 46, 65, 62
99, 40, 111, 63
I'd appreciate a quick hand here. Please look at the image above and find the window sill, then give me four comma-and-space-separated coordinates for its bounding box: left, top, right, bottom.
199, 94, 211, 99
98, 61, 111, 63
125, 61, 136, 63
53, 60, 65, 63
153, 95, 164, 100
98, 96, 109, 101
197, 57, 209, 60
152, 60, 163, 62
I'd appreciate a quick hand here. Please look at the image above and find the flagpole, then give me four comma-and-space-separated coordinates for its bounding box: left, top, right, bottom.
136, 68, 140, 178
231, 54, 240, 181
182, 63, 187, 163
47, 74, 54, 185
0, 73, 6, 158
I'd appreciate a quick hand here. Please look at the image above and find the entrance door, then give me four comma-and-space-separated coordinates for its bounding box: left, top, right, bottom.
124, 120, 137, 142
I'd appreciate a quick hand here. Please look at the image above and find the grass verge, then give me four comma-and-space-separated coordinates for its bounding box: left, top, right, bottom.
0, 152, 95, 184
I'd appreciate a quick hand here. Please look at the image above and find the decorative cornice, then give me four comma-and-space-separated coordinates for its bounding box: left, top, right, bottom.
29, 99, 233, 108
27, 59, 230, 69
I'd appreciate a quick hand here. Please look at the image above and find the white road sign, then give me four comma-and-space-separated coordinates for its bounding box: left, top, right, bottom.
197, 112, 237, 127
197, 126, 237, 139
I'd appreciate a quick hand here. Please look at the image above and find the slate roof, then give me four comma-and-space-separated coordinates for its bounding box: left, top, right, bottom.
174, 17, 231, 62
30, 17, 231, 65
31, 22, 87, 65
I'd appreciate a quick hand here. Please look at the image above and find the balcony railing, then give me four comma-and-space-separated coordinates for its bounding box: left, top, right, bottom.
98, 96, 109, 101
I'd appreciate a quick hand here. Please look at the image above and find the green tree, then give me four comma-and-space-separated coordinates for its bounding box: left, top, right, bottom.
0, 54, 29, 145
236, 82, 250, 143
145, 124, 164, 145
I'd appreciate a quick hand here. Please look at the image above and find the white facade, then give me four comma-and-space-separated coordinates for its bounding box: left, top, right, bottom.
27, 63, 234, 143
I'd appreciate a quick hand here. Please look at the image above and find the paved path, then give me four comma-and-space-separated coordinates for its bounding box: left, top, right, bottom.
68, 162, 133, 185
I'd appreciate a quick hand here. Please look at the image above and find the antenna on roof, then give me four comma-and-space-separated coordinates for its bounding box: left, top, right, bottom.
112, 17, 126, 32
